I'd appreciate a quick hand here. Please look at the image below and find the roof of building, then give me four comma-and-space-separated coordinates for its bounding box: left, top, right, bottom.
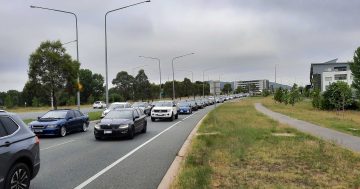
311, 58, 349, 66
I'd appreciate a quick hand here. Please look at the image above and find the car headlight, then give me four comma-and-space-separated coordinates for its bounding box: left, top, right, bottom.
119, 124, 129, 129
47, 125, 57, 128
94, 124, 101, 130
167, 109, 172, 112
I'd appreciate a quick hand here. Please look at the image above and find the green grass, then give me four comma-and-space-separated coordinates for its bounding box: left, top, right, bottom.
172, 98, 360, 188
261, 97, 360, 137
23, 119, 35, 124
88, 111, 102, 121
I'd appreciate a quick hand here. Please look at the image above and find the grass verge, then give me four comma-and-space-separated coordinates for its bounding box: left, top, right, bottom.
172, 98, 360, 188
88, 111, 102, 121
261, 96, 360, 136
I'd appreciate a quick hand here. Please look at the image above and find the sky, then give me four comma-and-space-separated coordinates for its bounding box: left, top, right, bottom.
1, 0, 360, 92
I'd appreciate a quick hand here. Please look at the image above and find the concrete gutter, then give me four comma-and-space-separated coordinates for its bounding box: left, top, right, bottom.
157, 113, 209, 189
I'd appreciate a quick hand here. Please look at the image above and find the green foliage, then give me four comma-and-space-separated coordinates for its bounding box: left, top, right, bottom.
322, 81, 353, 111
4, 95, 13, 108
350, 47, 360, 99
79, 69, 105, 103
274, 87, 284, 103
112, 71, 134, 101
87, 95, 95, 104
32, 97, 40, 107
222, 83, 232, 94
262, 89, 271, 97
235, 86, 245, 94
134, 69, 151, 101
28, 40, 80, 109
311, 89, 322, 109
283, 89, 289, 105
289, 84, 301, 106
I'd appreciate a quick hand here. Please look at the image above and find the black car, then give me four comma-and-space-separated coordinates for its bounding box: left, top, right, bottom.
94, 108, 147, 140
188, 101, 199, 111
0, 110, 40, 189
29, 109, 89, 137
131, 102, 152, 116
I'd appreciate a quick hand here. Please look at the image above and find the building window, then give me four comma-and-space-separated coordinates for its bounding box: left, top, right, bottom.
334, 66, 347, 71
325, 77, 332, 81
334, 74, 347, 80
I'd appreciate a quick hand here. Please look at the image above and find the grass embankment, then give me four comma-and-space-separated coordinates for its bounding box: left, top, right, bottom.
172, 98, 360, 188
261, 97, 360, 137
5, 104, 93, 113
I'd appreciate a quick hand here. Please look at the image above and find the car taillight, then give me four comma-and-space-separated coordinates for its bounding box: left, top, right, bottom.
35, 136, 40, 144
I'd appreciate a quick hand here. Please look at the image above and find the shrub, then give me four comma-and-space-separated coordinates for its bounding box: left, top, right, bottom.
322, 81, 353, 111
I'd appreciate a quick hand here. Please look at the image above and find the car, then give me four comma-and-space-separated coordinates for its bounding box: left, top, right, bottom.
94, 108, 147, 140
151, 101, 179, 122
0, 110, 40, 189
101, 102, 132, 118
131, 102, 152, 116
178, 101, 192, 114
195, 99, 205, 109
93, 101, 106, 109
28, 109, 89, 137
188, 100, 199, 111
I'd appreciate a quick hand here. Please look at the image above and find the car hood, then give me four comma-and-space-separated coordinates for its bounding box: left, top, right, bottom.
99, 118, 132, 125
152, 107, 172, 110
30, 119, 65, 126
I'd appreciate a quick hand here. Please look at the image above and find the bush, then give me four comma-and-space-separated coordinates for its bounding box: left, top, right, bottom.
311, 89, 321, 109
274, 88, 284, 103
262, 89, 271, 97
322, 81, 353, 111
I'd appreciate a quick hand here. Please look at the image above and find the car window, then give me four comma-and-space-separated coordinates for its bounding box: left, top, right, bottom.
0, 116, 19, 135
133, 110, 140, 118
67, 111, 75, 119
74, 110, 82, 117
0, 121, 7, 137
42, 110, 68, 119
137, 109, 144, 116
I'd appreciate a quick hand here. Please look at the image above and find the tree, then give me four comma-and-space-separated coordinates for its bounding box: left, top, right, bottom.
112, 71, 134, 101
311, 89, 321, 109
79, 69, 93, 103
28, 40, 80, 109
322, 81, 353, 112
289, 84, 301, 106
274, 87, 284, 103
235, 86, 245, 94
350, 47, 360, 99
222, 83, 232, 94
134, 69, 151, 101
262, 89, 271, 97
92, 73, 105, 101
182, 78, 192, 97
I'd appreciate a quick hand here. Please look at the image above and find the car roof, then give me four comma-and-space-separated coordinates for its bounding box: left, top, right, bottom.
111, 102, 129, 105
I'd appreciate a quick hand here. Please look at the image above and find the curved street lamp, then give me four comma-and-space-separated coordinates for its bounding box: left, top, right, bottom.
139, 56, 162, 100
104, 0, 151, 107
171, 53, 195, 100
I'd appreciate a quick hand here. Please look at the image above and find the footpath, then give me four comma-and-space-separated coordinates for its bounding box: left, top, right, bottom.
255, 103, 360, 152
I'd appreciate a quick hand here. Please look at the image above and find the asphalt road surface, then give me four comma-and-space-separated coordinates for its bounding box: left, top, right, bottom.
18, 108, 102, 120
29, 105, 214, 189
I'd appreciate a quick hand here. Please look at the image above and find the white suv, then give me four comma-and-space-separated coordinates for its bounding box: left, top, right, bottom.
151, 101, 179, 122
93, 101, 106, 109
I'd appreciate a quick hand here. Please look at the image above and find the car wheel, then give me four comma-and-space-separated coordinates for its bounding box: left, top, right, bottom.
128, 126, 135, 139
170, 113, 175, 121
175, 113, 178, 119
60, 126, 67, 137
5, 163, 31, 189
82, 123, 88, 132
141, 122, 147, 133
151, 117, 156, 122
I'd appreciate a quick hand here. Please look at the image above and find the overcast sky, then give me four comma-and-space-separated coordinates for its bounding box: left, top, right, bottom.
1, 0, 360, 92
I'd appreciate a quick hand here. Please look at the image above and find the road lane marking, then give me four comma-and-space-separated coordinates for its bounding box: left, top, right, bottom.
40, 140, 76, 151
74, 121, 183, 189
181, 112, 198, 121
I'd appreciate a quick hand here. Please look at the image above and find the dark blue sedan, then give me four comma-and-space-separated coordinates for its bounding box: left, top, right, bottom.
29, 109, 89, 137
178, 101, 193, 114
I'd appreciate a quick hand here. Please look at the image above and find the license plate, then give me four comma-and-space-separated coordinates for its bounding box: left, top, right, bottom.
104, 130, 112, 134
34, 129, 43, 133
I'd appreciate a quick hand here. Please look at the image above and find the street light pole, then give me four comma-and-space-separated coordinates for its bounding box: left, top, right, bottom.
171, 53, 194, 100
177, 69, 194, 99
30, 5, 81, 110
139, 56, 162, 100
105, 1, 151, 108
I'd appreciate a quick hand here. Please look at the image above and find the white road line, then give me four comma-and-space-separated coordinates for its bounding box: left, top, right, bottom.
182, 112, 198, 121
40, 140, 76, 151
74, 121, 183, 189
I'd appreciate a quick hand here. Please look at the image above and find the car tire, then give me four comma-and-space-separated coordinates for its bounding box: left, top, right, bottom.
60, 126, 67, 137
170, 113, 175, 121
141, 122, 147, 133
82, 123, 88, 132
175, 113, 178, 119
151, 117, 156, 122
5, 163, 31, 189
128, 126, 135, 139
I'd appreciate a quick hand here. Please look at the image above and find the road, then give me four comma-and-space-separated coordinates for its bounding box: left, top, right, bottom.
29, 105, 214, 189
18, 108, 102, 120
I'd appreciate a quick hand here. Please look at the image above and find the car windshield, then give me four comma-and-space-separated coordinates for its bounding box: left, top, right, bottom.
109, 104, 125, 109
179, 102, 190, 106
41, 111, 68, 119
104, 110, 133, 119
154, 102, 173, 107
132, 102, 145, 107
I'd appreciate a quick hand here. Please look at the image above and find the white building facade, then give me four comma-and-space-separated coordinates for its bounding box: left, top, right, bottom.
322, 70, 353, 91
233, 79, 269, 93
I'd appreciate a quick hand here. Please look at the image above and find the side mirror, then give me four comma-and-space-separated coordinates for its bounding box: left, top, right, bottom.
37, 116, 41, 120
173, 104, 176, 107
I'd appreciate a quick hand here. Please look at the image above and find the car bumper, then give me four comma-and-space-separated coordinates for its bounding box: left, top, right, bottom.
94, 128, 129, 138
32, 128, 60, 135
32, 162, 40, 179
151, 112, 172, 118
